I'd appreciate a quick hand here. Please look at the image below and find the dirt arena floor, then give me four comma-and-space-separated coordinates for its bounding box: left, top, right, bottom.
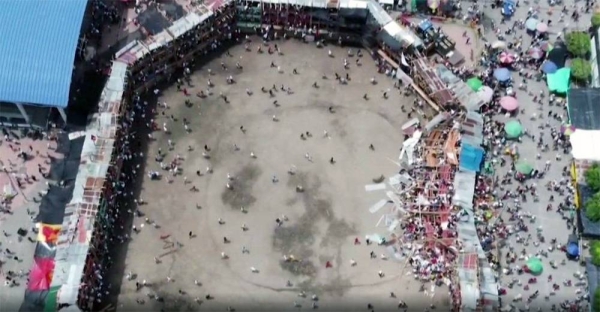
117, 40, 447, 311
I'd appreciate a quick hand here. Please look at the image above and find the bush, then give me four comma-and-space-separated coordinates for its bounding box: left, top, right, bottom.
592, 241, 600, 266
566, 31, 592, 57
587, 164, 600, 192
571, 58, 592, 82
587, 192, 600, 222
594, 288, 600, 312
593, 14, 600, 28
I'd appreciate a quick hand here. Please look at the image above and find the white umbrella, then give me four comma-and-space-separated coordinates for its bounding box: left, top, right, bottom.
491, 40, 507, 49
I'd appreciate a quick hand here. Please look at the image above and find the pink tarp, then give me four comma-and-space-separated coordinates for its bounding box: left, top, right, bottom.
27, 258, 55, 291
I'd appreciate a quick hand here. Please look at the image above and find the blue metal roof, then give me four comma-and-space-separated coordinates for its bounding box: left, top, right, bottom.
0, 0, 88, 108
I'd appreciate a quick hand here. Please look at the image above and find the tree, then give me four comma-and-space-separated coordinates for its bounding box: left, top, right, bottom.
587, 192, 600, 222
594, 288, 600, 312
571, 58, 592, 82
592, 241, 600, 266
587, 164, 600, 192
566, 31, 592, 57
593, 14, 600, 29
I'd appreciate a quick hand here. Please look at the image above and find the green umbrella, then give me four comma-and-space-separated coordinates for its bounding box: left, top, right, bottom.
515, 161, 534, 175
526, 257, 543, 275
504, 120, 523, 138
466, 77, 483, 91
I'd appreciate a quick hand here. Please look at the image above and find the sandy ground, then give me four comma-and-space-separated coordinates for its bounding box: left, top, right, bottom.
117, 41, 447, 311
0, 136, 56, 310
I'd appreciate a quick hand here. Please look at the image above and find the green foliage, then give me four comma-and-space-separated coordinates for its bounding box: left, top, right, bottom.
594, 287, 600, 312
593, 14, 600, 28
587, 192, 600, 222
566, 31, 592, 57
571, 58, 592, 82
587, 164, 600, 192
592, 241, 600, 266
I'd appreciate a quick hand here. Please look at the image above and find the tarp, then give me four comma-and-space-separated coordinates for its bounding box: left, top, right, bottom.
459, 144, 484, 173
44, 286, 61, 312
27, 258, 55, 291
466, 77, 483, 91
34, 242, 57, 259
547, 47, 567, 68
37, 185, 75, 225
568, 88, 600, 130
453, 170, 476, 209
19, 290, 49, 312
546, 68, 571, 94
37, 224, 61, 245
570, 130, 600, 161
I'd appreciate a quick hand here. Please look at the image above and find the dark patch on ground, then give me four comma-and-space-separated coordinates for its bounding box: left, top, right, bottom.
330, 118, 348, 138
220, 163, 261, 209
272, 172, 356, 286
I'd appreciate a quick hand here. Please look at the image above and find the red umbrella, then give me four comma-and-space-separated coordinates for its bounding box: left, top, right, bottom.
499, 52, 515, 64
27, 258, 55, 291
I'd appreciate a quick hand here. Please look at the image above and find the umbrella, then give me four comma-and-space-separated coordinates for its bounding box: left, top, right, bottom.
466, 77, 483, 91
27, 258, 55, 291
526, 257, 544, 275
427, 0, 439, 9
499, 96, 518, 111
477, 86, 494, 103
536, 23, 548, 33
561, 124, 576, 135
493, 68, 511, 82
504, 120, 522, 138
528, 47, 544, 59
498, 52, 515, 64
515, 161, 534, 174
538, 41, 551, 52
525, 17, 538, 30
491, 40, 507, 49
541, 61, 558, 74
566, 243, 579, 257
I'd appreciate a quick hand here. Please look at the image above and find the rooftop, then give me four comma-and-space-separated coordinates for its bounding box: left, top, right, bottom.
0, 0, 88, 108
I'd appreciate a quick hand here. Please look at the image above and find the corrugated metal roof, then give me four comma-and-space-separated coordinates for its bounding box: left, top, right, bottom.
0, 0, 88, 108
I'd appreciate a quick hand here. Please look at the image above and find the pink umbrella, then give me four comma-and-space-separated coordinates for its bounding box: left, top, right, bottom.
499, 52, 515, 64
500, 96, 518, 111
528, 47, 544, 59
536, 23, 548, 33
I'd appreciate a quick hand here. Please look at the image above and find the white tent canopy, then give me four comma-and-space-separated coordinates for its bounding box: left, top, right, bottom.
570, 130, 600, 161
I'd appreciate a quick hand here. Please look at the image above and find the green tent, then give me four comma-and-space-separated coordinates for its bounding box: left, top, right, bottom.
466, 78, 483, 91
504, 120, 523, 138
526, 257, 543, 275
546, 68, 571, 94
515, 161, 534, 174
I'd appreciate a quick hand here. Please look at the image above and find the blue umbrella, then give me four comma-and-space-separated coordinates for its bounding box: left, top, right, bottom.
566, 243, 579, 257
493, 68, 511, 82
525, 17, 538, 31
542, 61, 558, 74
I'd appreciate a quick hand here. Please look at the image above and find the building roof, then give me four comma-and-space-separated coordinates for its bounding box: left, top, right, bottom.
568, 88, 600, 130
0, 0, 87, 108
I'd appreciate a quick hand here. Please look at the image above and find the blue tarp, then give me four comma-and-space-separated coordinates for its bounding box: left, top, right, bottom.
459, 144, 485, 173
0, 0, 88, 108
418, 19, 433, 32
